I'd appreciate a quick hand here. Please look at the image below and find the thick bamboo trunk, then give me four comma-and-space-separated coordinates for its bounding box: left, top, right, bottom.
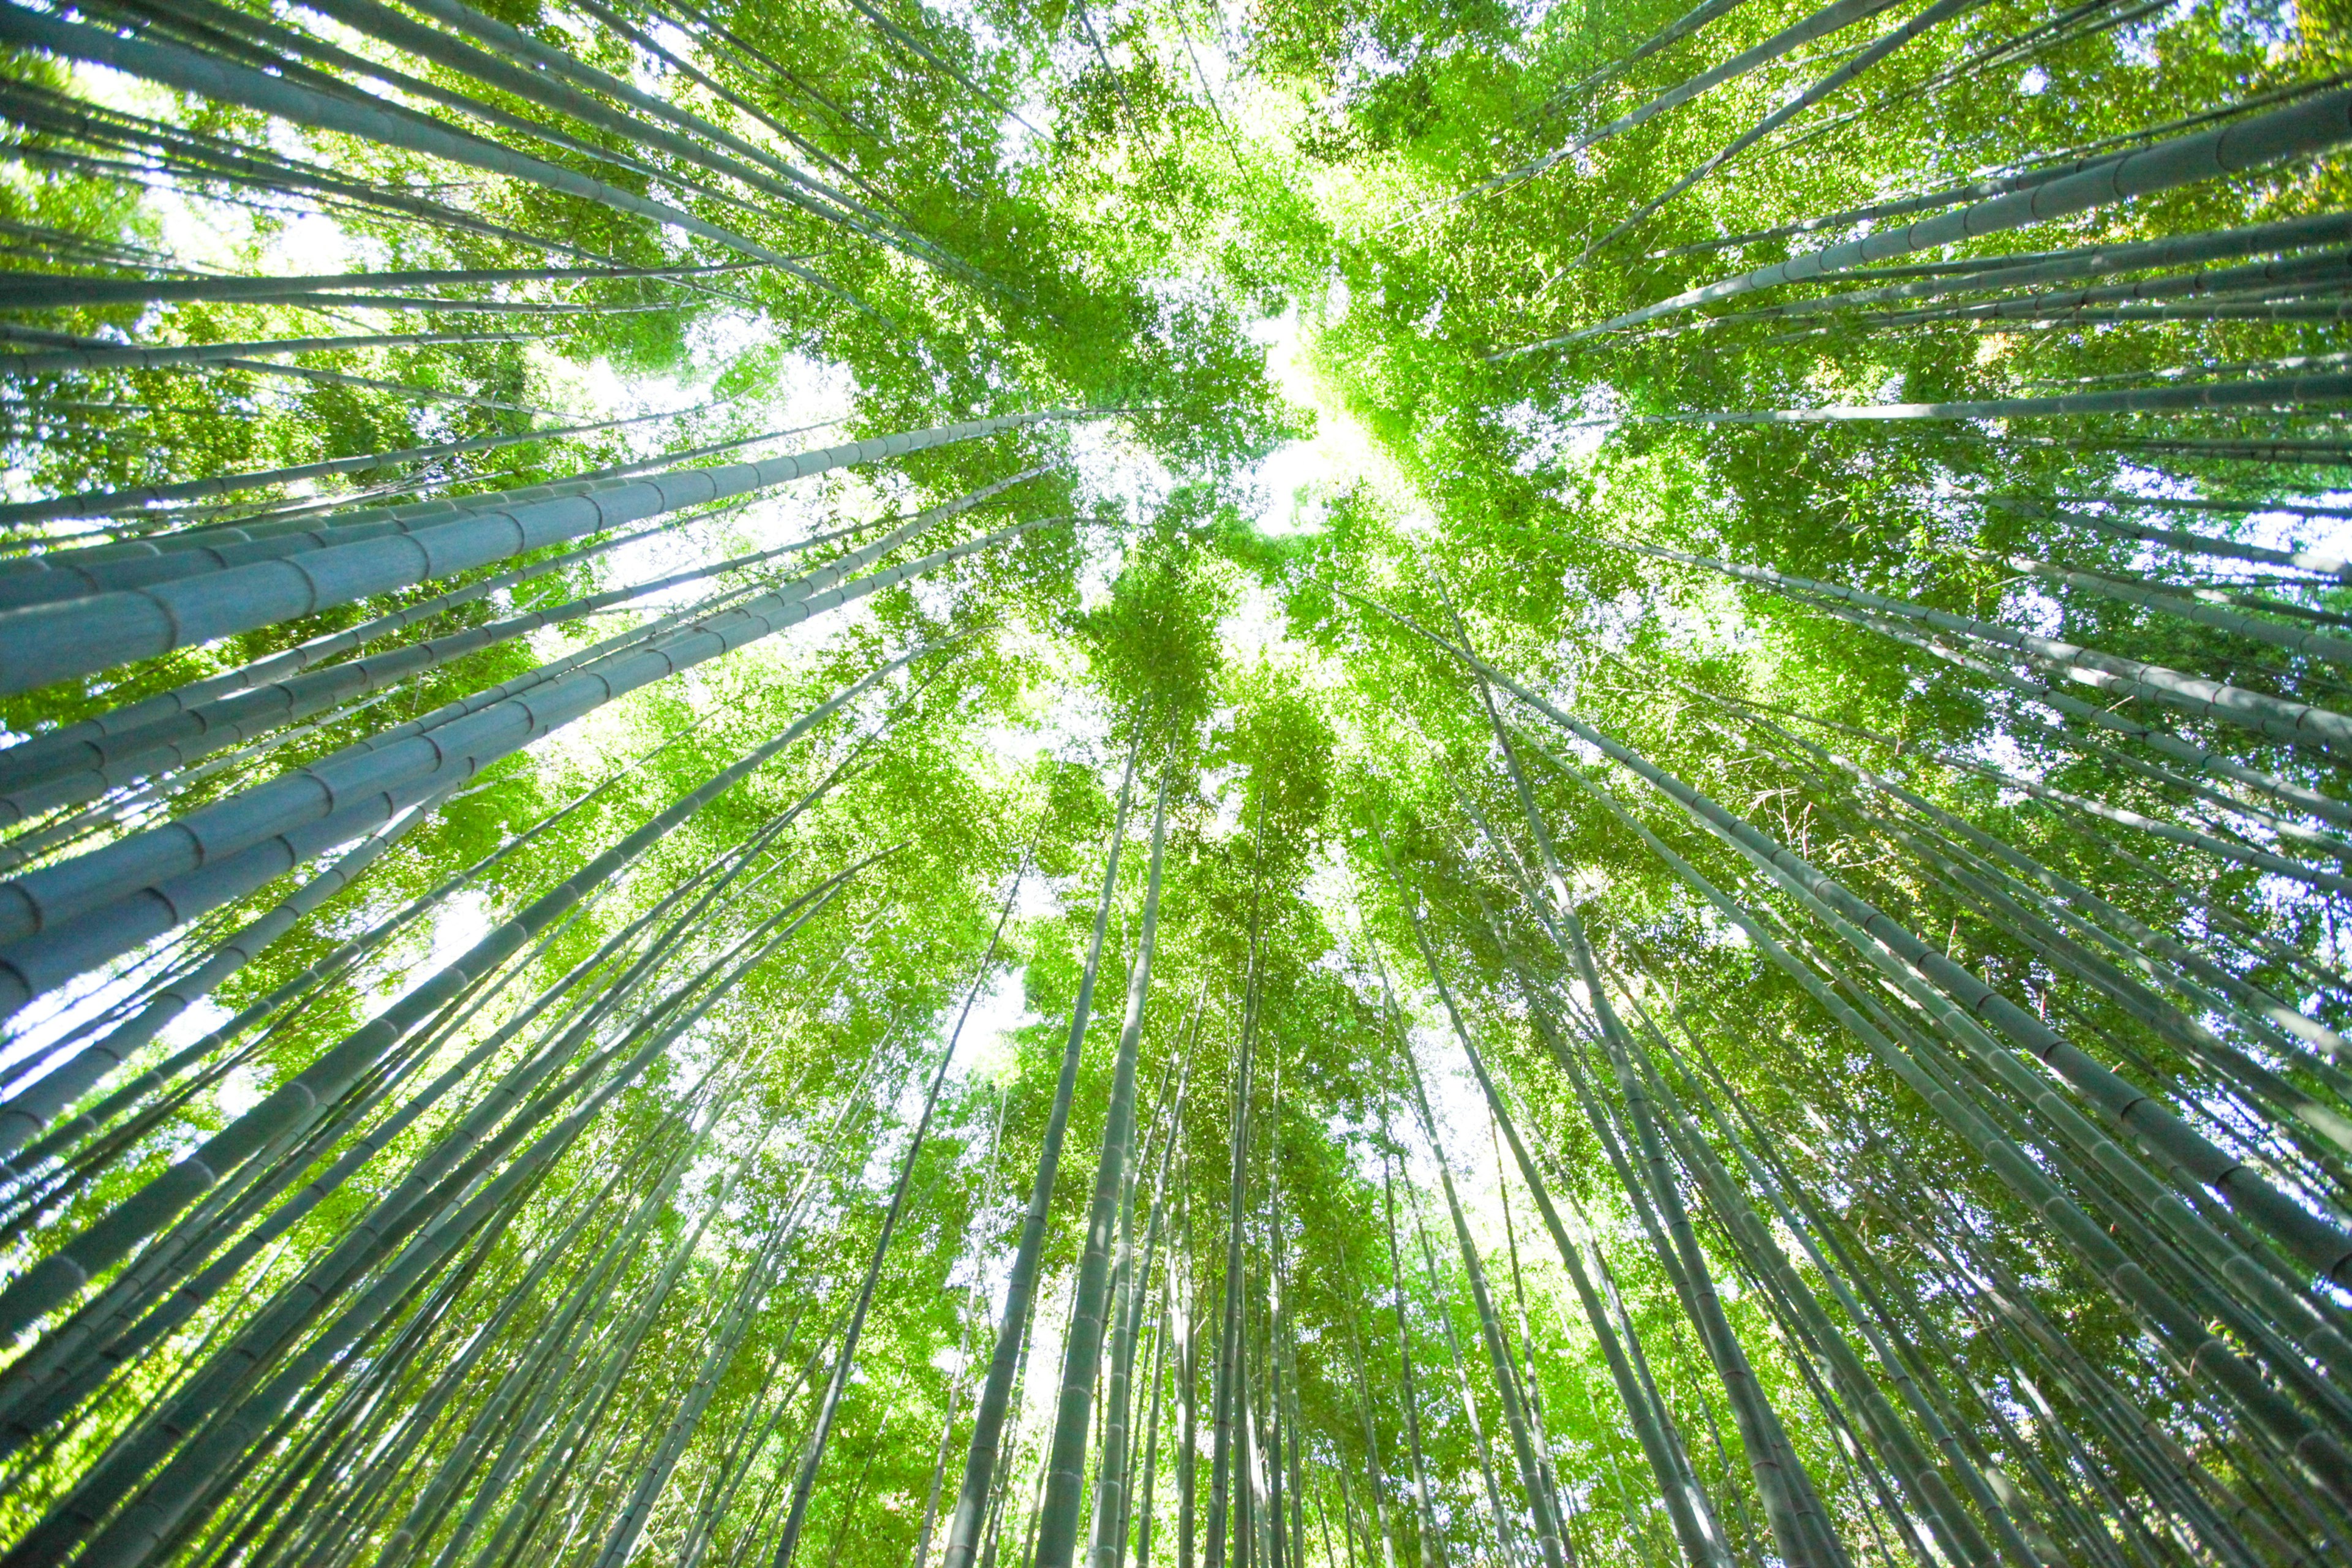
0, 495, 1046, 1005
0, 790, 440, 1160
0, 411, 1075, 694
0, 514, 686, 801
0, 514, 865, 821
1684, 210, 2352, 332
0, 325, 540, 377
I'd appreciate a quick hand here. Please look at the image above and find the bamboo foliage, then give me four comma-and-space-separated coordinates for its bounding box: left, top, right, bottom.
2, 6, 2352, 1568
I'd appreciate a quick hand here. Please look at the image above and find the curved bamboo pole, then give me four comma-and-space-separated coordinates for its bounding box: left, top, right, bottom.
0, 500, 891, 821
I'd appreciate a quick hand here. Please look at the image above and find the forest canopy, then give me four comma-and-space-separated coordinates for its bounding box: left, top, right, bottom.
0, 4, 2347, 1568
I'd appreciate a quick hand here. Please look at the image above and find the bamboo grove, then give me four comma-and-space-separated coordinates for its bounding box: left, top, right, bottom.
1, 0, 2351, 1566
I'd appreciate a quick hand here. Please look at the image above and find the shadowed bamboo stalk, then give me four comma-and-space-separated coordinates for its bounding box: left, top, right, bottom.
1611, 368, 2352, 423
1205, 790, 1270, 1568
336, 0, 943, 268
1642, 996, 2083, 1568
1039, 770, 1174, 1568
1833, 608, 2352, 836
1707, 694, 2352, 1135
938, 735, 1144, 1568
1855, 247, 2352, 322
1621, 995, 2016, 1568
